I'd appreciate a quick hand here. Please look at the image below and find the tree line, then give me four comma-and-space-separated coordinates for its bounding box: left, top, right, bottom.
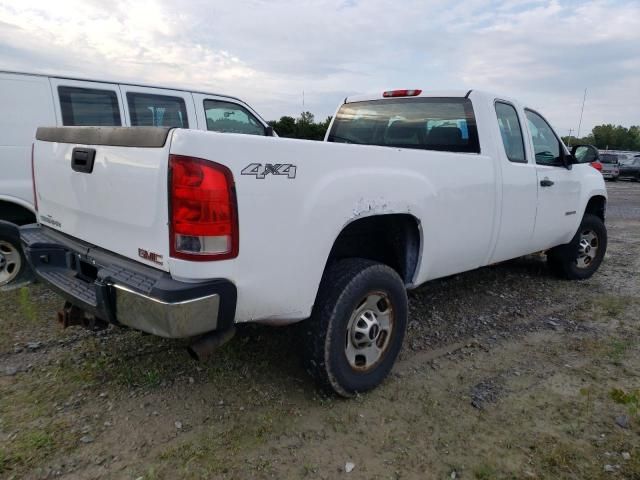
268, 112, 332, 140
562, 124, 640, 151
270, 112, 640, 152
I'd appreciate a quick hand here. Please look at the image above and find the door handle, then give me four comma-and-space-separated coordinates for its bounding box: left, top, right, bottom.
540, 178, 554, 187
71, 147, 96, 174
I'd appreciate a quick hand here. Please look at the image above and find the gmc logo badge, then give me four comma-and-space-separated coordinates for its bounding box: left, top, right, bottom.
138, 248, 163, 266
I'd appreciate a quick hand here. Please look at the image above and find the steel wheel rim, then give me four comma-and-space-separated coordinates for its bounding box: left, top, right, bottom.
575, 229, 599, 269
345, 291, 394, 372
0, 240, 21, 286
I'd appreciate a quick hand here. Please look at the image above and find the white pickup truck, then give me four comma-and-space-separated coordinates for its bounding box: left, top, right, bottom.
22, 89, 607, 396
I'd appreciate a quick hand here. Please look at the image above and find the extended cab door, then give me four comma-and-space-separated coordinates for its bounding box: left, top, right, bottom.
119, 85, 196, 129
525, 109, 581, 250
489, 100, 539, 263
192, 94, 268, 136
49, 78, 125, 127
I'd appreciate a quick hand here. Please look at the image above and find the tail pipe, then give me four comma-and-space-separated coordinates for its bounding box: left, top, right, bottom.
187, 327, 236, 361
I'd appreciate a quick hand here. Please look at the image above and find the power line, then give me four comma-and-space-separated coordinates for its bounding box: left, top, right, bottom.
576, 88, 587, 139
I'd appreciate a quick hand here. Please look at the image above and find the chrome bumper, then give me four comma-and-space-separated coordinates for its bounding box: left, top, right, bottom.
20, 224, 237, 339
114, 285, 221, 338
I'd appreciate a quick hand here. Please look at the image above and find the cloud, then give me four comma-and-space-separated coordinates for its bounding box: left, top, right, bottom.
0, 0, 638, 133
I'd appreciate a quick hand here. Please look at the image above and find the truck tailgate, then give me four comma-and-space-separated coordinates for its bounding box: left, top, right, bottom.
33, 127, 172, 272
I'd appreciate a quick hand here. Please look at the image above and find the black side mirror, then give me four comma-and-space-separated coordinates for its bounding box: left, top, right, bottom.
571, 144, 599, 164
265, 126, 275, 137
563, 151, 575, 170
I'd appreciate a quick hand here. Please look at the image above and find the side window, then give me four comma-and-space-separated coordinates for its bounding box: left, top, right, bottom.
127, 92, 189, 128
58, 86, 121, 126
203, 100, 266, 136
495, 102, 526, 163
525, 110, 562, 166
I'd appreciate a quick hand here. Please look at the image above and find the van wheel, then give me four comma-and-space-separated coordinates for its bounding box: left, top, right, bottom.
0, 222, 27, 288
302, 258, 407, 397
547, 214, 607, 280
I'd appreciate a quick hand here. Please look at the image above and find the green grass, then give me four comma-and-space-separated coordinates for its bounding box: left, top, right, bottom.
17, 287, 38, 323
474, 464, 498, 480
610, 387, 640, 418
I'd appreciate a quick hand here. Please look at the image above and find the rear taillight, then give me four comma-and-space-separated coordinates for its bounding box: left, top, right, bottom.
590, 161, 603, 172
383, 89, 422, 98
31, 143, 38, 212
169, 155, 238, 261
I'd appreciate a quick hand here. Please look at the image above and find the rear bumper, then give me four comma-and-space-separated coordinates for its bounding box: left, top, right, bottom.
20, 225, 236, 338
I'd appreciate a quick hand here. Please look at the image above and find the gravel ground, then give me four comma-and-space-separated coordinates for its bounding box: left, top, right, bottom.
1, 181, 639, 479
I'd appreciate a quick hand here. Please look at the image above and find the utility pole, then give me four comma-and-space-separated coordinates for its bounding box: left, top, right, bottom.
567, 128, 574, 146
576, 88, 587, 140
302, 90, 305, 110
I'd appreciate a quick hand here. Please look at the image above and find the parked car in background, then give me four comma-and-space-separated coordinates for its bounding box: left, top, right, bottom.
618, 155, 640, 181
599, 153, 621, 180
0, 70, 273, 287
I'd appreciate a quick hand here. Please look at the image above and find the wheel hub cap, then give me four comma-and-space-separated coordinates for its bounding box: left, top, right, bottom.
576, 229, 599, 269
0, 240, 21, 286
345, 292, 394, 371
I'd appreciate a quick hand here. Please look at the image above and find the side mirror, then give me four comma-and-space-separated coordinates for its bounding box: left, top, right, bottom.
571, 144, 599, 164
265, 126, 275, 137
563, 151, 575, 170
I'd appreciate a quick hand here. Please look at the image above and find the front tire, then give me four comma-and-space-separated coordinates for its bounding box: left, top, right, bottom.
547, 214, 607, 280
302, 259, 408, 397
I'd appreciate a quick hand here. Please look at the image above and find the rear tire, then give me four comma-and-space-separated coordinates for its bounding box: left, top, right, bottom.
302, 259, 408, 397
0, 222, 29, 288
547, 214, 607, 280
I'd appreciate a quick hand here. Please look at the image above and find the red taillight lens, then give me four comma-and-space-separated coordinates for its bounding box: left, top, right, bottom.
169, 155, 238, 260
31, 143, 38, 212
383, 89, 422, 98
590, 161, 603, 172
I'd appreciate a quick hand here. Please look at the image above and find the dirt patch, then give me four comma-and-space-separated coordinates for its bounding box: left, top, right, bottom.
1, 182, 639, 479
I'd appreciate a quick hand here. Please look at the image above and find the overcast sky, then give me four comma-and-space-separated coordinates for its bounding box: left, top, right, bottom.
1, 0, 638, 135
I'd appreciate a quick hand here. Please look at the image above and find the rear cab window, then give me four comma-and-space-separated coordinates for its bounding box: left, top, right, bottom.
58, 86, 121, 126
495, 101, 526, 163
327, 97, 480, 153
203, 100, 266, 136
127, 92, 189, 128
600, 154, 618, 164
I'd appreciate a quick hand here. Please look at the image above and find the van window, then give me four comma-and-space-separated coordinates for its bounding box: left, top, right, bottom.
58, 87, 121, 126
203, 100, 265, 136
495, 102, 526, 163
327, 97, 480, 153
127, 92, 189, 128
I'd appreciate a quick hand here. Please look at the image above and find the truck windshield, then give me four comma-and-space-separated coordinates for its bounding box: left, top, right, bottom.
327, 97, 480, 153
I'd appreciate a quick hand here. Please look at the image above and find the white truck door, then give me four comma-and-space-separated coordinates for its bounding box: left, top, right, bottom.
49, 78, 125, 127
525, 109, 581, 250
489, 101, 539, 263
119, 85, 197, 129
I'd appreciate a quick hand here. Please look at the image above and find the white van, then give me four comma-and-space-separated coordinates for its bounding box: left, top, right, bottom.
0, 70, 274, 287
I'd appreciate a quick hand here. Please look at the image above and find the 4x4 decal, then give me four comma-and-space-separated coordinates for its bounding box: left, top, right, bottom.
241, 163, 296, 179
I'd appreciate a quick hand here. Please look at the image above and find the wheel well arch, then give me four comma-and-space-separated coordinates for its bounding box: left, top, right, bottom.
0, 200, 36, 226
584, 195, 606, 221
325, 214, 421, 285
